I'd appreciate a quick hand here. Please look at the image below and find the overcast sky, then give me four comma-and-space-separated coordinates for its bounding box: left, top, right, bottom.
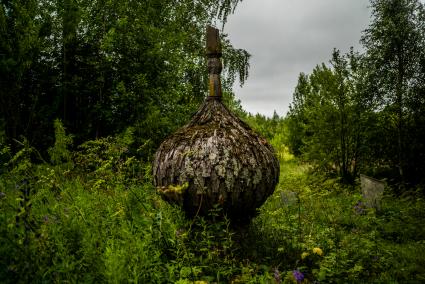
224, 0, 371, 117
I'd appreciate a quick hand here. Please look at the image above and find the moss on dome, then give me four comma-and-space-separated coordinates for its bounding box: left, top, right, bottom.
153, 98, 279, 221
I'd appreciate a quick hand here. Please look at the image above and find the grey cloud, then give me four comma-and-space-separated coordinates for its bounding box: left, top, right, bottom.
225, 0, 370, 116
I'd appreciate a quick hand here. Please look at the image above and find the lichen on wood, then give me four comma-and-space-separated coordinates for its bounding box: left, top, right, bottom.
152, 26, 279, 222
153, 98, 279, 221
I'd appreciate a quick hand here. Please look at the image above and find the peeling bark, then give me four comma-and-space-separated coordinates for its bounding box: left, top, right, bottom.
153, 26, 279, 222
153, 98, 280, 221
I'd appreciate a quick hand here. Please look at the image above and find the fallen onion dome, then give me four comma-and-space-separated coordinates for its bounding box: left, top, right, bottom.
153, 26, 279, 222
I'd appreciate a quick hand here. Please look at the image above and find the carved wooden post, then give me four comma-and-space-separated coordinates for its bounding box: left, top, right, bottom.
206, 26, 222, 99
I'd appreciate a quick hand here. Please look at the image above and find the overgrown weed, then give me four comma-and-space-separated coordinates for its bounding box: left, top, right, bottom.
1, 121, 425, 283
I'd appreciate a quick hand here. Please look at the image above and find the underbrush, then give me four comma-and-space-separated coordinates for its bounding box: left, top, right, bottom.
1, 122, 424, 283
249, 159, 425, 283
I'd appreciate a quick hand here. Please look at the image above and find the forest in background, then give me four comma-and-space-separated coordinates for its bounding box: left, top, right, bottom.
287, 0, 425, 187
0, 0, 249, 155
1, 0, 425, 283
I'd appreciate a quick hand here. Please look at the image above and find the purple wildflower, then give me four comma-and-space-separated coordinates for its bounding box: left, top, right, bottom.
43, 215, 49, 223
354, 201, 365, 214
273, 267, 281, 284
292, 270, 304, 283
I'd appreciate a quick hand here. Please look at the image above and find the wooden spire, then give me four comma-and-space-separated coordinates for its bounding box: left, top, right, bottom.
206, 26, 222, 99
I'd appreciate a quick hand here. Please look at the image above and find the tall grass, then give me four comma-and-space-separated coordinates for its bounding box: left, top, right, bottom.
1, 121, 425, 283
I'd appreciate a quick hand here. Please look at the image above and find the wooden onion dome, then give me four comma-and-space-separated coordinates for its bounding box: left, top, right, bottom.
153, 26, 279, 221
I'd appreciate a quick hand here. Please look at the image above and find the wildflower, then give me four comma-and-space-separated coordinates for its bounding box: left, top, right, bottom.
292, 270, 304, 283
194, 281, 208, 284
301, 252, 309, 259
0, 192, 5, 199
312, 247, 323, 256
354, 201, 365, 214
43, 215, 49, 223
273, 267, 282, 284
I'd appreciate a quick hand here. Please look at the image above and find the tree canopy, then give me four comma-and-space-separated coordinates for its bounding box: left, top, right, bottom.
287, 0, 425, 187
0, 0, 249, 155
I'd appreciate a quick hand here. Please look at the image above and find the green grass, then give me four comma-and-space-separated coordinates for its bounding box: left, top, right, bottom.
1, 136, 425, 283
249, 158, 425, 283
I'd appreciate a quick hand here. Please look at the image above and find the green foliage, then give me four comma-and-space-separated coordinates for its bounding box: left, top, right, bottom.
48, 119, 73, 166
244, 111, 280, 141
0, 0, 250, 153
287, 0, 425, 187
243, 111, 294, 162
246, 159, 425, 283
1, 123, 425, 283
287, 50, 376, 183
361, 0, 425, 184
1, 0, 425, 282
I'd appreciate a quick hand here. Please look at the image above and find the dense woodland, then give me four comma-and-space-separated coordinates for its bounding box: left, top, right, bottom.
1, 0, 425, 283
